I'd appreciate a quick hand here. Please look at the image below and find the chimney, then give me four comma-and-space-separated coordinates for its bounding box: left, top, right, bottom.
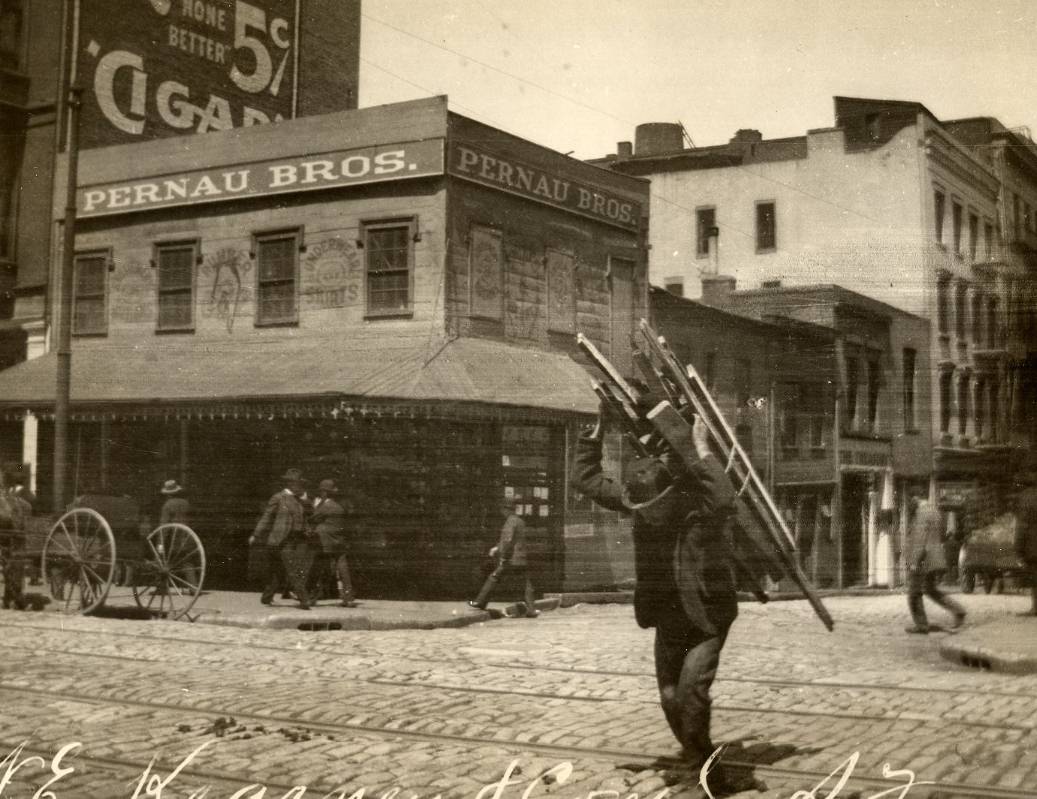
635, 123, 684, 156
701, 274, 736, 307
616, 141, 633, 159
730, 129, 763, 144
729, 128, 763, 158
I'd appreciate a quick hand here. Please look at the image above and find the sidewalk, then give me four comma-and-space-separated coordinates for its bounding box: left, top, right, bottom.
170, 591, 561, 631
940, 614, 1037, 674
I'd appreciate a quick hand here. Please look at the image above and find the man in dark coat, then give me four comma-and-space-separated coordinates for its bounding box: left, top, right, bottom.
571, 410, 736, 777
249, 468, 312, 609
468, 498, 538, 617
311, 478, 355, 607
905, 496, 966, 633
1013, 472, 1037, 616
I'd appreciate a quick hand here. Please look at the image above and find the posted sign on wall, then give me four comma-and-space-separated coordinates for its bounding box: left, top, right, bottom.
76, 0, 299, 149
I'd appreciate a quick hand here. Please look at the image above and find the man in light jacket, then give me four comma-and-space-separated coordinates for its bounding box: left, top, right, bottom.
905, 497, 966, 634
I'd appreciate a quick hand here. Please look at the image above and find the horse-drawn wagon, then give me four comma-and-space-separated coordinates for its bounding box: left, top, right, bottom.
1, 493, 206, 620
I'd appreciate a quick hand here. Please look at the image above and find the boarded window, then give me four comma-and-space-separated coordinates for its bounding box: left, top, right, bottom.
255, 231, 299, 325
73, 252, 107, 336
468, 226, 502, 320
546, 249, 575, 333
364, 219, 414, 316
156, 242, 195, 331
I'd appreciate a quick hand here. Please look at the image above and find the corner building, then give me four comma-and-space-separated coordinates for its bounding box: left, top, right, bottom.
0, 97, 649, 598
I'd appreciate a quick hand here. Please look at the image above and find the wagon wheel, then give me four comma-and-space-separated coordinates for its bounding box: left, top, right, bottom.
41, 508, 116, 614
133, 523, 205, 620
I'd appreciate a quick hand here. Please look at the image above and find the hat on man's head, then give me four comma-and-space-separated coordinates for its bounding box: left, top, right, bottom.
282, 468, 305, 483
318, 478, 339, 494
161, 479, 184, 495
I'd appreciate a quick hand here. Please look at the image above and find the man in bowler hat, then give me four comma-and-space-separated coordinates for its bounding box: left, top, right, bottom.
249, 468, 313, 609
311, 478, 356, 607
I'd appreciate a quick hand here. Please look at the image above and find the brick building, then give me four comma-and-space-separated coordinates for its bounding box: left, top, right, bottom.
0, 96, 650, 597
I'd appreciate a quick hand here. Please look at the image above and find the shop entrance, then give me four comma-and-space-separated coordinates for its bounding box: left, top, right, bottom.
841, 474, 868, 587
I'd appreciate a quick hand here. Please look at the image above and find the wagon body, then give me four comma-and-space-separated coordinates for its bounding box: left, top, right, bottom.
32, 496, 207, 619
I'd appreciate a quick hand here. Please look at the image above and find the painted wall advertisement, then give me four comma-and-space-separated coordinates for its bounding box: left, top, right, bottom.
76, 0, 299, 148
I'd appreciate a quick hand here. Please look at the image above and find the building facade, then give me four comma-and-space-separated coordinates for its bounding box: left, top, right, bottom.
596, 96, 1034, 550
710, 282, 933, 588
0, 96, 650, 598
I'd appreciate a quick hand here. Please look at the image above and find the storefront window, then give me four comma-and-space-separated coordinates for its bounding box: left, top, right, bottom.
502, 425, 553, 523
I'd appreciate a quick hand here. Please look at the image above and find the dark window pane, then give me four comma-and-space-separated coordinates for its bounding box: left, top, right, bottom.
76, 257, 106, 295
756, 202, 776, 250
158, 290, 192, 329
367, 227, 409, 273
258, 280, 295, 322
696, 208, 716, 256
159, 247, 194, 290
258, 238, 296, 281
74, 297, 104, 334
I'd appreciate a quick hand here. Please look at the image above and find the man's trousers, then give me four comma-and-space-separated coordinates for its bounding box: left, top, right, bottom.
653, 619, 729, 768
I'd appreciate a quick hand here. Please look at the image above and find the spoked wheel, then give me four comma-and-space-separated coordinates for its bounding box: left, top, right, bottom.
41, 509, 116, 614
133, 523, 205, 620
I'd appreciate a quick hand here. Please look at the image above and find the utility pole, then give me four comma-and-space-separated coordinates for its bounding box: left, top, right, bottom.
53, 82, 82, 512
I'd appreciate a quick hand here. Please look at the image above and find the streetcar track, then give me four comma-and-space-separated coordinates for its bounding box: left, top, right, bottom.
0, 686, 1030, 799
4, 641, 1035, 733
2, 618, 1033, 702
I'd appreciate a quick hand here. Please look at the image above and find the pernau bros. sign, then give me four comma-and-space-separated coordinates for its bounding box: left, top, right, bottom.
77, 138, 444, 217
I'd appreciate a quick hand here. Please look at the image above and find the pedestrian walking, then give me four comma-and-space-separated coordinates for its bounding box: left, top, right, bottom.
468, 498, 538, 618
570, 409, 738, 789
310, 478, 356, 607
159, 479, 190, 525
248, 468, 313, 610
905, 496, 966, 634
1013, 471, 1037, 616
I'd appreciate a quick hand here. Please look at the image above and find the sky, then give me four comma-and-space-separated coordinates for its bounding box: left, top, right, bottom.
358, 0, 1037, 159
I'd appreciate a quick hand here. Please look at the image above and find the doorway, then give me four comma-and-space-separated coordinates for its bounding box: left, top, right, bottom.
841, 474, 868, 587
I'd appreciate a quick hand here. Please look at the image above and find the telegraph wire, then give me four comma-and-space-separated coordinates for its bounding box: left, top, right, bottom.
362, 12, 637, 129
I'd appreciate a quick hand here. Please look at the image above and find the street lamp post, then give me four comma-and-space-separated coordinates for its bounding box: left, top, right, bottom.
53, 83, 82, 512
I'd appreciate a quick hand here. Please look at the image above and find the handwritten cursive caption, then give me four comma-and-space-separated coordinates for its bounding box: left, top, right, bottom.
0, 740, 934, 799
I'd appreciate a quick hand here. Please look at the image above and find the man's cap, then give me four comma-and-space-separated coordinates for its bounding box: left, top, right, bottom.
282, 468, 305, 482
318, 478, 339, 493
160, 479, 184, 495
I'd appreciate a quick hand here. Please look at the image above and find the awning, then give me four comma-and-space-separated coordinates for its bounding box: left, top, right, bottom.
0, 335, 600, 421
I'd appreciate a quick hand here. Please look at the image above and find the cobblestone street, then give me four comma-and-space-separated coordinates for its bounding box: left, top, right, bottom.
1, 592, 1035, 798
